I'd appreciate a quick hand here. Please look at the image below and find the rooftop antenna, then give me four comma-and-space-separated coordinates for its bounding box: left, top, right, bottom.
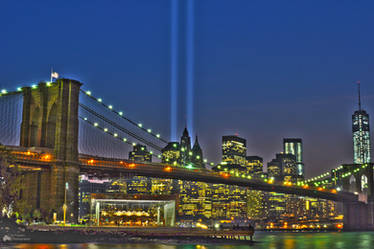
357, 80, 361, 110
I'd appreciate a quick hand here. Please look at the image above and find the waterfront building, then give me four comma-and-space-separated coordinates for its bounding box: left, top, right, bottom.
128, 144, 152, 162
222, 135, 247, 166
283, 138, 304, 178
352, 82, 371, 164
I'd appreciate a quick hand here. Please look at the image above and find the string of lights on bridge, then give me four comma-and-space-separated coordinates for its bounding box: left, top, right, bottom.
2, 82, 366, 193
80, 89, 169, 143
303, 164, 369, 189
79, 88, 222, 167
0, 83, 220, 168
79, 115, 221, 168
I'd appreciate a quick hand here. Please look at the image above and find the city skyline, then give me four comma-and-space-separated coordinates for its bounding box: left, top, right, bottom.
1, 1, 374, 177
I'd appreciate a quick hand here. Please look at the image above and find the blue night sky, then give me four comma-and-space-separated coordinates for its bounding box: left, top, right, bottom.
1, 0, 374, 177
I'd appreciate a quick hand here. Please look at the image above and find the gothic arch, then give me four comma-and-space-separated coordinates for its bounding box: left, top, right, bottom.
361, 174, 368, 192
349, 175, 358, 193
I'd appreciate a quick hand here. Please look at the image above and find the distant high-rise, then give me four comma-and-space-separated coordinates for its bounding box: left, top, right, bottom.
129, 144, 152, 162
283, 138, 304, 178
246, 156, 263, 176
161, 142, 180, 165
353, 81, 371, 164
222, 135, 247, 166
267, 153, 297, 182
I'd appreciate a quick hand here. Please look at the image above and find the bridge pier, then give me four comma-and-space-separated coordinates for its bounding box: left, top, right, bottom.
343, 201, 368, 230
19, 79, 81, 223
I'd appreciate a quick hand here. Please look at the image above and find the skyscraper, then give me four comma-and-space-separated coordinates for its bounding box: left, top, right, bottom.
161, 142, 180, 165
129, 144, 152, 162
267, 153, 297, 182
352, 81, 371, 164
222, 135, 247, 166
246, 156, 263, 177
283, 138, 304, 178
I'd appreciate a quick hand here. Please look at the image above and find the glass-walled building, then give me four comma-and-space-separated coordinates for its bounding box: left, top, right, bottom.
283, 138, 304, 178
352, 110, 371, 164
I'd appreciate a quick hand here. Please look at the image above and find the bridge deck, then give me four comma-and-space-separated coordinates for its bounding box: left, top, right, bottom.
7, 146, 358, 202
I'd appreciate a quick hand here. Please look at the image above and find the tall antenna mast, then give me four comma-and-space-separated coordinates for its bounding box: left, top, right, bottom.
357, 80, 361, 110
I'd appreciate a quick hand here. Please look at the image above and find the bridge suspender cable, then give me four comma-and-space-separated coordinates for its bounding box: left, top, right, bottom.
79, 104, 163, 152
80, 89, 168, 144
79, 116, 161, 159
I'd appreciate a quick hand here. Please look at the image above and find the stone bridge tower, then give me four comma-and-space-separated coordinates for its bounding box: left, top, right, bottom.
20, 78, 81, 222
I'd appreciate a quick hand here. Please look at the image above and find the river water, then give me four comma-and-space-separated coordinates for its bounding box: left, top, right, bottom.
4, 232, 374, 249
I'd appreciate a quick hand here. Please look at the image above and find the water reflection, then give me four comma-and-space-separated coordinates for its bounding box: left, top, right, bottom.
7, 232, 374, 249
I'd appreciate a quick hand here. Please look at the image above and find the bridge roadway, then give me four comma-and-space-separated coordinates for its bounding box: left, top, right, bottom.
8, 146, 357, 202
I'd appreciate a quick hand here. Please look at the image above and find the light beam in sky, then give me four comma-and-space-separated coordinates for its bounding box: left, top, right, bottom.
186, 0, 195, 141
170, 0, 179, 141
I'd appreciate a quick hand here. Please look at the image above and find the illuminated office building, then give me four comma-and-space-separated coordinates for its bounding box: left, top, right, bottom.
129, 144, 152, 162
222, 135, 247, 166
352, 82, 371, 164
267, 153, 297, 182
283, 138, 304, 178
246, 156, 263, 177
278, 153, 298, 182
267, 158, 282, 181
161, 142, 180, 165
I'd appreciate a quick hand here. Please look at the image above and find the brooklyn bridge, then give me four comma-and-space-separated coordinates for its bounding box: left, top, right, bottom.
0, 78, 373, 230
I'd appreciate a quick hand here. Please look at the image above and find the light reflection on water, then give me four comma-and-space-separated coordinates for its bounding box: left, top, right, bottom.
6, 232, 374, 249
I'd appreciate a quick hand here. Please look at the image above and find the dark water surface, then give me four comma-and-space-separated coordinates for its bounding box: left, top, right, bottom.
4, 232, 374, 249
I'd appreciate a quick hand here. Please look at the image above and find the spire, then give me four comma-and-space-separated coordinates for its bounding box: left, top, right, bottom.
183, 127, 189, 137
193, 136, 201, 150
357, 80, 361, 110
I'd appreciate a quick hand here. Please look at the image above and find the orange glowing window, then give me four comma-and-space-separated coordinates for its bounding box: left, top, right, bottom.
119, 161, 123, 164
128, 163, 136, 168
88, 159, 95, 164
331, 189, 337, 194
317, 187, 323, 191
42, 154, 51, 160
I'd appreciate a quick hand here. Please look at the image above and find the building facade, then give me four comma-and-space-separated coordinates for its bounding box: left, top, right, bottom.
222, 135, 247, 166
283, 138, 304, 178
352, 82, 371, 164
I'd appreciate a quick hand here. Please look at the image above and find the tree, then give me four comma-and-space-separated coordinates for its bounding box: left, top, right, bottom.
0, 145, 30, 217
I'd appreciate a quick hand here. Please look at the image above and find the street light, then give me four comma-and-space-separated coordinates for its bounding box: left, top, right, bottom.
63, 182, 68, 226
